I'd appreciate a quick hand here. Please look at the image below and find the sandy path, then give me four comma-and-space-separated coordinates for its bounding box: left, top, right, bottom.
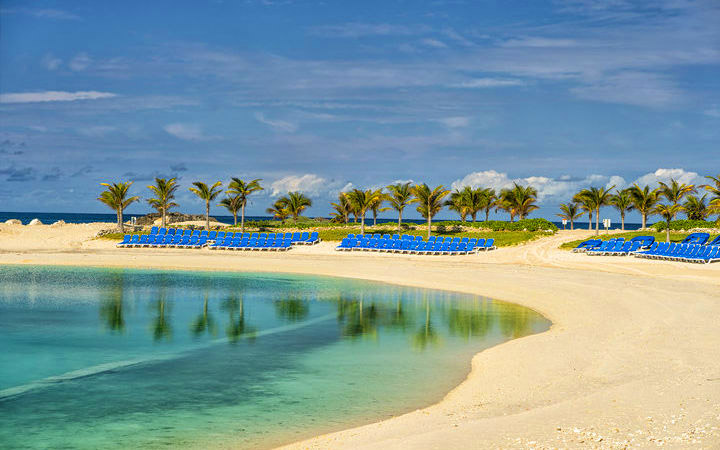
1, 224, 719, 449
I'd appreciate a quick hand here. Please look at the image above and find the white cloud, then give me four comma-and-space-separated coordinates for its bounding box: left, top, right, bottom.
451, 170, 628, 203
437, 116, 470, 128
570, 71, 684, 108
452, 78, 525, 88
0, 91, 117, 103
163, 123, 210, 141
69, 53, 92, 71
631, 168, 704, 188
705, 108, 720, 118
502, 37, 578, 48
254, 112, 298, 133
1, 8, 80, 20
269, 174, 350, 198
310, 23, 425, 38
421, 38, 447, 49
77, 126, 117, 137
41, 54, 62, 70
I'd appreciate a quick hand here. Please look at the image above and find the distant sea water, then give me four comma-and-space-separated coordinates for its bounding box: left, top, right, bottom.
0, 211, 644, 230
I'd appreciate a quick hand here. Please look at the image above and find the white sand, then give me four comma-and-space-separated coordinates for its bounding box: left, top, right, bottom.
1, 223, 719, 449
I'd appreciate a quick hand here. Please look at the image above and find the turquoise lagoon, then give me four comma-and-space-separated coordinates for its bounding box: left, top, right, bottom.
0, 266, 550, 449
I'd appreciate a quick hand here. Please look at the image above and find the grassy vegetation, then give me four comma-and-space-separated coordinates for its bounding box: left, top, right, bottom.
99, 228, 552, 247
559, 231, 696, 250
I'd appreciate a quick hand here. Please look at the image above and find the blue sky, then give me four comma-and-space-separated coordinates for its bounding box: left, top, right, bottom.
1, 0, 718, 221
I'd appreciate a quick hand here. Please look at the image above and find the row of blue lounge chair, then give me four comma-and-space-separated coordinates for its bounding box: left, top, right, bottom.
335, 234, 495, 255
573, 232, 720, 263
117, 229, 320, 249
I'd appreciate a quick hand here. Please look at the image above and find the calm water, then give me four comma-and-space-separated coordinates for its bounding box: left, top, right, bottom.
0, 266, 550, 449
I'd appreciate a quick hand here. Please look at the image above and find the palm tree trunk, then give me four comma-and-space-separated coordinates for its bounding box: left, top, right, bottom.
595, 207, 600, 236
162, 206, 166, 228
360, 214, 365, 235
621, 212, 625, 231
117, 208, 123, 233
397, 209, 402, 230
588, 211, 592, 230
233, 211, 237, 226
240, 203, 245, 232
485, 209, 489, 222
666, 218, 670, 242
427, 216, 431, 238
641, 211, 647, 229
373, 211, 377, 226
205, 202, 210, 231
570, 218, 574, 230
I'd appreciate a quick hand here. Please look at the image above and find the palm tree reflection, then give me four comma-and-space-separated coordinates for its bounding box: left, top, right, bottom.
222, 295, 257, 343
413, 297, 439, 350
446, 299, 493, 340
336, 294, 379, 339
150, 275, 172, 341
192, 292, 216, 338
99, 272, 126, 332
274, 296, 309, 322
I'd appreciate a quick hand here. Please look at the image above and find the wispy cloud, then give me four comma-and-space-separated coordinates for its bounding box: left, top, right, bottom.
254, 112, 298, 133
420, 38, 447, 49
451, 78, 526, 88
1, 8, 80, 20
310, 23, 427, 38
0, 91, 117, 103
69, 53, 92, 71
163, 123, 212, 141
501, 37, 578, 48
437, 117, 470, 128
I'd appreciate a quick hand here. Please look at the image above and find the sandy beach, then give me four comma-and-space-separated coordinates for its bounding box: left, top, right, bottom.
1, 223, 719, 449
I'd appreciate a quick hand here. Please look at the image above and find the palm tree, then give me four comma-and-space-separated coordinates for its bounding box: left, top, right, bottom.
683, 194, 709, 220
277, 191, 312, 220
499, 183, 539, 222
146, 177, 179, 228
657, 179, 695, 205
346, 188, 383, 235
628, 184, 659, 230
188, 181, 223, 231
226, 178, 263, 233
701, 174, 720, 219
266, 199, 290, 222
480, 188, 497, 222
330, 192, 352, 223
445, 187, 472, 222
653, 203, 684, 242
219, 195, 242, 225
97, 181, 140, 232
610, 189, 634, 231
556, 202, 583, 230
368, 188, 389, 226
573, 189, 596, 231
385, 182, 417, 229
577, 186, 615, 235
412, 183, 449, 238
467, 188, 485, 222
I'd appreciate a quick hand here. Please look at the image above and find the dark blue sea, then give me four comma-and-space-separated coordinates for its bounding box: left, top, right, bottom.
0, 211, 644, 230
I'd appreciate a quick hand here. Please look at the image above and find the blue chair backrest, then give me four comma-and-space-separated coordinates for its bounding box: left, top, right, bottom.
486, 238, 494, 247
130, 235, 140, 243
468, 238, 477, 245
259, 233, 267, 239
310, 231, 319, 240
208, 231, 217, 239
476, 238, 485, 246
347, 233, 355, 240
191, 230, 200, 237
682, 232, 710, 245
139, 235, 148, 243
292, 232, 301, 241
200, 230, 208, 237
301, 232, 309, 241
158, 227, 167, 235
183, 229, 192, 236
452, 237, 461, 244
414, 235, 423, 241
460, 237, 468, 243
392, 234, 400, 240
120, 234, 131, 243
251, 232, 259, 239
150, 227, 158, 235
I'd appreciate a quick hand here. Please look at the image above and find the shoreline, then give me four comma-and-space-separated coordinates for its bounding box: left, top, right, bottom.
1, 224, 720, 448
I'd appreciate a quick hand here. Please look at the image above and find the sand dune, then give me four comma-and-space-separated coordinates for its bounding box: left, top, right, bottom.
1, 223, 719, 448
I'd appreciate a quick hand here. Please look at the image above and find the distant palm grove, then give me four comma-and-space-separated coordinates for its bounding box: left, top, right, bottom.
98, 174, 720, 234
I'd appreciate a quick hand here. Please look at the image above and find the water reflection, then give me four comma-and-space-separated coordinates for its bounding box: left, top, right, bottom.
93, 273, 546, 349
222, 296, 257, 342
98, 272, 125, 332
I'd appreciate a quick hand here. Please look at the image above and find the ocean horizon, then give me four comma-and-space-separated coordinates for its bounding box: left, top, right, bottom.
0, 211, 646, 230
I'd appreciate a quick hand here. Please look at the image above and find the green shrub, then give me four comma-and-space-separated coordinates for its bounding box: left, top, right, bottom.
651, 219, 719, 231
437, 218, 557, 232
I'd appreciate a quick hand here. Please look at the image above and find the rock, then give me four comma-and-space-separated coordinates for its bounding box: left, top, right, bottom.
51, 220, 66, 227
27, 218, 43, 226
4, 219, 21, 225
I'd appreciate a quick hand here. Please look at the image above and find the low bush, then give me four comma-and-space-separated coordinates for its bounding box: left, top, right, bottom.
436, 218, 557, 232
650, 219, 719, 231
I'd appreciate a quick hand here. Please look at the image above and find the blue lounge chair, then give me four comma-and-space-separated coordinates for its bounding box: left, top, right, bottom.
117, 235, 132, 247
150, 226, 158, 235
573, 239, 602, 253
158, 227, 167, 235
308, 231, 320, 244
483, 238, 496, 251
167, 228, 176, 236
